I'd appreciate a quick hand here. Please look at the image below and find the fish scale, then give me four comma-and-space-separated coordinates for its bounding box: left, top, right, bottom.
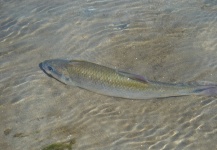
68, 61, 147, 90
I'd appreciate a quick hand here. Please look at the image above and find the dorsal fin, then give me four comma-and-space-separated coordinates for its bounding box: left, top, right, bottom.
68, 60, 88, 66
69, 60, 85, 63
117, 70, 149, 83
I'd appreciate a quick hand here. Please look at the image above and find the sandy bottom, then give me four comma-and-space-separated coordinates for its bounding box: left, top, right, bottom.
0, 0, 217, 149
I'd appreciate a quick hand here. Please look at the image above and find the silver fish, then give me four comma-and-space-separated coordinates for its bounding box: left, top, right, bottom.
41, 59, 217, 99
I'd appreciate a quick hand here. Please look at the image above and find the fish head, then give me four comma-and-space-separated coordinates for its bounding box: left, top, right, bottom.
41, 59, 71, 84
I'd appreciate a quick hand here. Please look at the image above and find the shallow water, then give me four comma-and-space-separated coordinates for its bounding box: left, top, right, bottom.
1, 0, 217, 149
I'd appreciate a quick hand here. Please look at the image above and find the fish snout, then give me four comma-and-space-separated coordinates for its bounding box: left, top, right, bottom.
39, 61, 55, 78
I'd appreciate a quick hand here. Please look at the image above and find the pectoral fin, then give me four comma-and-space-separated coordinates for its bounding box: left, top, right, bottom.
117, 70, 149, 83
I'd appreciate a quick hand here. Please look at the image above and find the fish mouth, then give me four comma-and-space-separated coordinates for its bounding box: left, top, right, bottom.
39, 60, 63, 79
40, 61, 48, 72
39, 62, 53, 78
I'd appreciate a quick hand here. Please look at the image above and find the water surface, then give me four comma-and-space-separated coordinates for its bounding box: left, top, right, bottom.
0, 0, 217, 149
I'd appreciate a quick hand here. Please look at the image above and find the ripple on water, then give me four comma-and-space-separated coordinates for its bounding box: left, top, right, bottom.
0, 0, 217, 150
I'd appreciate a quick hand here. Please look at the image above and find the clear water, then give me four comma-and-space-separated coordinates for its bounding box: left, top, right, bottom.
0, 0, 217, 149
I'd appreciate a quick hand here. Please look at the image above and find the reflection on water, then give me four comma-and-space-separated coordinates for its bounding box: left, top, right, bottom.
0, 0, 217, 149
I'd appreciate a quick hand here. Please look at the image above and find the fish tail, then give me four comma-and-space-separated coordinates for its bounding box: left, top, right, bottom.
193, 86, 217, 96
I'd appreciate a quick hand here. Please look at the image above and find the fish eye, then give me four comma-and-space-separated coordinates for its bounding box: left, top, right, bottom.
47, 66, 54, 72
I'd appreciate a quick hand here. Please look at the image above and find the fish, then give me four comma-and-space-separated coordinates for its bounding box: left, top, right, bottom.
40, 59, 217, 99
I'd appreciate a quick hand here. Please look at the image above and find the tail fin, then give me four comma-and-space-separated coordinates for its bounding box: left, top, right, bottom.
193, 86, 217, 96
